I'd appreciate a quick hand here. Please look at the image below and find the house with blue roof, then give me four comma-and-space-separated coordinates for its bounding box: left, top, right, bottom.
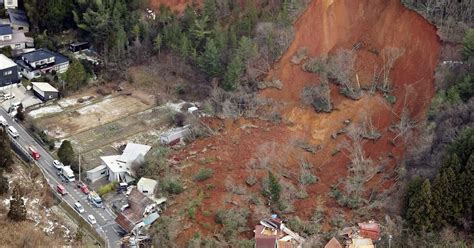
15, 48, 69, 80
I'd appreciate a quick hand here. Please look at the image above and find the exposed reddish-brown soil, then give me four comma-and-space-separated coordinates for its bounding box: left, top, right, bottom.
148, 0, 201, 12
165, 0, 440, 244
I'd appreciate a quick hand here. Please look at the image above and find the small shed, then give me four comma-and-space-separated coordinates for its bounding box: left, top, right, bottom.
137, 177, 158, 196
86, 165, 108, 182
69, 42, 90, 53
31, 82, 59, 101
159, 125, 190, 145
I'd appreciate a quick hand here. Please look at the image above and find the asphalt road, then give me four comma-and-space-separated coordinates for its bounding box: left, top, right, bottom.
0, 108, 122, 247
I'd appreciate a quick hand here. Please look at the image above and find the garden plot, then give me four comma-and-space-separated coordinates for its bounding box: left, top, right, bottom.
34, 94, 153, 139
71, 106, 174, 171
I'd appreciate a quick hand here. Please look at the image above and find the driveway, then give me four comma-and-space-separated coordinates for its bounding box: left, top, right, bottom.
0, 84, 42, 110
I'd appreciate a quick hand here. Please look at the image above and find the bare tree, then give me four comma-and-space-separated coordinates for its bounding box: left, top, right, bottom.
379, 47, 405, 93
389, 89, 418, 145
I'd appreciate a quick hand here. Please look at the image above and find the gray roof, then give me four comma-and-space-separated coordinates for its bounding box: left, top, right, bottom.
7, 9, 29, 27
0, 24, 12, 36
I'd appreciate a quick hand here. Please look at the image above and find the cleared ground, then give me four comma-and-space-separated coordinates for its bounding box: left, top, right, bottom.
27, 85, 179, 171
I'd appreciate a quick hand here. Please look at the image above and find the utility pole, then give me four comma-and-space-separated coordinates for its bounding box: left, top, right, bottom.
79, 154, 81, 182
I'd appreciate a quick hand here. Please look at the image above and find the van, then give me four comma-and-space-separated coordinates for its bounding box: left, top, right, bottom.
7, 126, 19, 138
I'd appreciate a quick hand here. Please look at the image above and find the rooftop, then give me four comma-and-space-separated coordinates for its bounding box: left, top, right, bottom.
102, 143, 151, 174
0, 30, 29, 49
32, 82, 59, 93
137, 177, 158, 193
0, 54, 17, 70
22, 48, 56, 63
7, 9, 29, 27
0, 24, 12, 36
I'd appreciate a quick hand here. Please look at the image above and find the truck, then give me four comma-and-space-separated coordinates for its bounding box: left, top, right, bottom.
28, 146, 40, 160
60, 166, 75, 182
88, 191, 104, 208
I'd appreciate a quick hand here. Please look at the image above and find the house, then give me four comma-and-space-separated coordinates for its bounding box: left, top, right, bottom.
357, 222, 381, 241
115, 188, 162, 234
97, 143, 151, 183
254, 217, 305, 248
3, 0, 18, 9
69, 42, 90, 53
0, 53, 18, 88
31, 82, 59, 101
137, 177, 158, 197
0, 24, 31, 50
159, 125, 191, 145
7, 9, 28, 32
15, 48, 69, 79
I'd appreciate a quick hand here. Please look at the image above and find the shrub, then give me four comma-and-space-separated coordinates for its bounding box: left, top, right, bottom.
303, 57, 326, 73
215, 208, 249, 240
301, 84, 332, 113
98, 182, 118, 196
193, 168, 214, 181
160, 178, 184, 195
245, 175, 257, 186
299, 169, 318, 185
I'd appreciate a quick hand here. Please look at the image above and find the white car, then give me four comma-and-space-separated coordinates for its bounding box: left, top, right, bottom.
87, 214, 96, 225
3, 93, 14, 100
53, 160, 64, 170
74, 202, 85, 214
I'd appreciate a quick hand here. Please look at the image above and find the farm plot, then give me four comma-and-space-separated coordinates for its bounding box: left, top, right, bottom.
34, 94, 153, 139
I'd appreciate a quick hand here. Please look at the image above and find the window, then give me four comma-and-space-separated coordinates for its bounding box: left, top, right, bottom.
3, 70, 12, 76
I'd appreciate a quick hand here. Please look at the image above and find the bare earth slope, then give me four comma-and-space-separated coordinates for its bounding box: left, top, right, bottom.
166, 0, 440, 244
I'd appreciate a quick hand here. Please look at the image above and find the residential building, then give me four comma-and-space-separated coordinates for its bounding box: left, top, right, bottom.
94, 143, 151, 183
115, 188, 162, 234
136, 177, 158, 197
7, 8, 29, 32
0, 24, 31, 50
15, 48, 69, 79
324, 237, 343, 248
31, 82, 59, 101
0, 53, 18, 88
3, 0, 18, 9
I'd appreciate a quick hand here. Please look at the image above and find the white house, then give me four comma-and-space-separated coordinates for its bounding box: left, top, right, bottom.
98, 143, 151, 183
137, 177, 158, 197
0, 24, 30, 50
4, 0, 18, 9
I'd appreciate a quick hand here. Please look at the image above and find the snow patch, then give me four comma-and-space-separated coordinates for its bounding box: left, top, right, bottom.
28, 105, 63, 119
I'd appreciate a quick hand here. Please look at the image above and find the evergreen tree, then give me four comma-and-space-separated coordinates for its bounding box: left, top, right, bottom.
198, 38, 222, 78
58, 140, 75, 168
223, 55, 244, 91
0, 128, 13, 171
268, 171, 281, 204
463, 28, 474, 59
405, 179, 435, 231
8, 186, 27, 221
0, 172, 8, 195
203, 0, 217, 24
460, 154, 474, 221
65, 59, 88, 91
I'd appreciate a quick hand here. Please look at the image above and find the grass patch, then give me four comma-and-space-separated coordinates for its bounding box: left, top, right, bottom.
193, 168, 214, 181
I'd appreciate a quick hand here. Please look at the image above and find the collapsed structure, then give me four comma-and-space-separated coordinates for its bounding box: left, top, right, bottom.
254, 216, 305, 248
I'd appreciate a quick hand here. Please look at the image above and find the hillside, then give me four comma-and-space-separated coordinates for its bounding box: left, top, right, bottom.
159, 0, 441, 245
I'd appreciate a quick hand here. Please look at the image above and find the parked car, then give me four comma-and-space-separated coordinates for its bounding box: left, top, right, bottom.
0, 116, 7, 126
52, 160, 64, 170
56, 184, 67, 195
3, 93, 14, 100
74, 202, 85, 214
7, 126, 19, 138
77, 181, 90, 194
87, 214, 96, 225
